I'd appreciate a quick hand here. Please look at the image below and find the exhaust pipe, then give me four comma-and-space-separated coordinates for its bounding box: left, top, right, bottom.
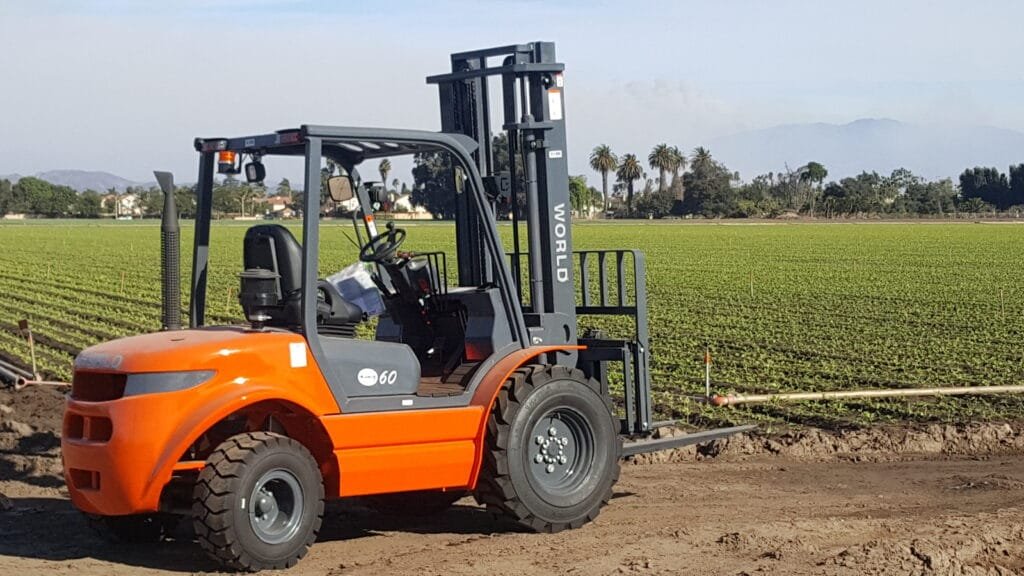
155, 171, 181, 331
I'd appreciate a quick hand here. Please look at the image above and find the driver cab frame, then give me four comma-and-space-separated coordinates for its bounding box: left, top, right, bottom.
192, 125, 530, 413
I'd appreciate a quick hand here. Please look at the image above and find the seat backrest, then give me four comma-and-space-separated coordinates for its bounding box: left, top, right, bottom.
242, 224, 303, 326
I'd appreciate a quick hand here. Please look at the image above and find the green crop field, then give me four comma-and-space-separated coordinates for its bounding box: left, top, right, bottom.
1, 220, 1022, 428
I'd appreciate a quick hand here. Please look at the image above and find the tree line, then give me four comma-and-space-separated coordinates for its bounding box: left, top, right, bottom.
0, 176, 303, 219
584, 144, 1024, 218
4, 145, 1024, 220
0, 176, 199, 219
410, 138, 1024, 220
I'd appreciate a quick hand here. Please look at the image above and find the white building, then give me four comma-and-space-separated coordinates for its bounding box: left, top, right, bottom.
391, 193, 428, 215
102, 193, 142, 217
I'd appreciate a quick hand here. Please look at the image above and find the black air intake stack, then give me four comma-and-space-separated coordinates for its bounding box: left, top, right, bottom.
155, 171, 181, 331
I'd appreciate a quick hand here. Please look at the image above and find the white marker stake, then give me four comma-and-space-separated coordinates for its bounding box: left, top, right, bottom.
704, 348, 712, 399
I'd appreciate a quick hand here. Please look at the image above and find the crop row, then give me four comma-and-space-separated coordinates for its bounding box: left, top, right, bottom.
1, 221, 1021, 426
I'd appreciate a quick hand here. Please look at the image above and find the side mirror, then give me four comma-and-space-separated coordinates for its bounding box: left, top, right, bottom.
327, 176, 354, 202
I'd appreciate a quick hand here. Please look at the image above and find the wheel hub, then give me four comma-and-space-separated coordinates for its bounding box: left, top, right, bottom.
248, 469, 304, 545
527, 408, 593, 495
533, 423, 572, 474
254, 489, 280, 524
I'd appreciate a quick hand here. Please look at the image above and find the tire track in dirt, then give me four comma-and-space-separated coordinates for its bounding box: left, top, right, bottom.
1, 392, 1023, 576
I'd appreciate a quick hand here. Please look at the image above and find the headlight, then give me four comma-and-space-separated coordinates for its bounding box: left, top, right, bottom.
123, 370, 216, 397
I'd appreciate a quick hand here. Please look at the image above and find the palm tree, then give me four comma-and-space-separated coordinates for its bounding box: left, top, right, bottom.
616, 153, 642, 216
670, 146, 685, 175
668, 146, 685, 177
668, 146, 686, 201
390, 178, 401, 205
691, 147, 713, 170
378, 158, 392, 194
648, 144, 676, 193
801, 161, 827, 188
800, 161, 828, 216
589, 144, 618, 211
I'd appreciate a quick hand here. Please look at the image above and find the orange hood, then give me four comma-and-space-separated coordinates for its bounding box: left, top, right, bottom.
74, 327, 309, 374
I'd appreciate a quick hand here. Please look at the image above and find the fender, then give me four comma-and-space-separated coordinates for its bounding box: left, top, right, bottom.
142, 380, 337, 505
467, 345, 585, 487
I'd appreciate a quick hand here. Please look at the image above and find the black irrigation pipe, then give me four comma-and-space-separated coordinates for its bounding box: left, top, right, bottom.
0, 356, 33, 380
0, 364, 20, 386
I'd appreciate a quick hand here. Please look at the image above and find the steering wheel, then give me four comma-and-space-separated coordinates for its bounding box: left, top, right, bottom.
359, 222, 407, 263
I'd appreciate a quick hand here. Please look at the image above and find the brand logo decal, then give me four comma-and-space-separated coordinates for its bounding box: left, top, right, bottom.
553, 203, 569, 282
357, 368, 399, 387
357, 368, 378, 387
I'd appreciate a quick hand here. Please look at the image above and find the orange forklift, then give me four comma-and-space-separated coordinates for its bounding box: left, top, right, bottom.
62, 42, 751, 571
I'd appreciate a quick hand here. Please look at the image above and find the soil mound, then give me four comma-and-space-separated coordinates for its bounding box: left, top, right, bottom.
0, 385, 65, 494
631, 421, 1024, 464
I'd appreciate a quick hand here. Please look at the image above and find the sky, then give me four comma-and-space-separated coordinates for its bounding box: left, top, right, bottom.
1, 0, 1023, 184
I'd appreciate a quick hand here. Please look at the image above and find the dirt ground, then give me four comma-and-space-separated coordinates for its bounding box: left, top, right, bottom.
1, 386, 1023, 575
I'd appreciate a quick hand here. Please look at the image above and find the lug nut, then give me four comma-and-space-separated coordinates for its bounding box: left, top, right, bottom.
548, 427, 558, 436
535, 436, 545, 445
534, 454, 544, 463
558, 455, 567, 464
546, 464, 555, 473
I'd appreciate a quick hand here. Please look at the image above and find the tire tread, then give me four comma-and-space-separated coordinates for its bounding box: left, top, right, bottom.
474, 365, 621, 533
192, 431, 324, 572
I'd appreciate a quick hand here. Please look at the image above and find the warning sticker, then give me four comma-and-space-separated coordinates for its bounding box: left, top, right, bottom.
548, 89, 563, 121
289, 342, 307, 368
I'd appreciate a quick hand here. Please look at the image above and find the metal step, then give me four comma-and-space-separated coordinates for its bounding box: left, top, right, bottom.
621, 425, 756, 457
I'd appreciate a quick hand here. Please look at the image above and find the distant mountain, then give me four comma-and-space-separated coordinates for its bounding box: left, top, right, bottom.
709, 119, 1024, 182
0, 173, 21, 183
30, 170, 147, 192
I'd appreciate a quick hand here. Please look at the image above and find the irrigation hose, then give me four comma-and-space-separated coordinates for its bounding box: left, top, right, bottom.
707, 385, 1024, 406
14, 378, 71, 391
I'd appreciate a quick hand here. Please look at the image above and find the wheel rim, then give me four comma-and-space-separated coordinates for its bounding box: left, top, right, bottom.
526, 407, 595, 497
248, 468, 304, 545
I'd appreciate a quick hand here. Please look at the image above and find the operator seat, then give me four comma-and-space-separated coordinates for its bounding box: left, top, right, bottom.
242, 224, 362, 331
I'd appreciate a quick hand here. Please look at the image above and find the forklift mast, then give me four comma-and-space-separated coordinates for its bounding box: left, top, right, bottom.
428, 43, 653, 434
428, 42, 576, 357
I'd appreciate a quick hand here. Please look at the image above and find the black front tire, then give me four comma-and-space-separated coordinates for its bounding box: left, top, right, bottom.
192, 431, 324, 571
475, 365, 621, 532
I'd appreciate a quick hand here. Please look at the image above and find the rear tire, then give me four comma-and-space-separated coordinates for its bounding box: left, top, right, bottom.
474, 365, 621, 532
192, 431, 324, 571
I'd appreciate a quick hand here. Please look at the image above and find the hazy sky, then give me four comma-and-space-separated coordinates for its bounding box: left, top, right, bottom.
2, 0, 1023, 183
